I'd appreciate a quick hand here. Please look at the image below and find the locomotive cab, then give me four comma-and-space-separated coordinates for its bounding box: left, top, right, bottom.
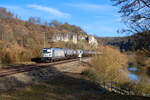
41, 48, 53, 62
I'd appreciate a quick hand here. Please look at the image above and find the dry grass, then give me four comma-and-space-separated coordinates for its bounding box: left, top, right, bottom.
0, 74, 149, 100
132, 81, 150, 95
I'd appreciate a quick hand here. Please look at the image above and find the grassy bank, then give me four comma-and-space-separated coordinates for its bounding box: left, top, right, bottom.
0, 73, 149, 100
126, 49, 150, 95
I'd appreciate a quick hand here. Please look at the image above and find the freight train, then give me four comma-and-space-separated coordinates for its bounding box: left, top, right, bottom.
41, 47, 102, 62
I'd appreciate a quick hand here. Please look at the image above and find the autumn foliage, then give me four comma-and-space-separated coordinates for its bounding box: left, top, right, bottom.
82, 46, 129, 83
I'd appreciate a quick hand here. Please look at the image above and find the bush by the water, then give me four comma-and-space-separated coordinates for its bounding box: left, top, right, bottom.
82, 46, 129, 83
135, 49, 150, 68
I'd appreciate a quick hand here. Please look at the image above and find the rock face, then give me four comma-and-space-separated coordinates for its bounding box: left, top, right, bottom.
51, 33, 71, 42
73, 35, 77, 44
88, 36, 98, 48
50, 33, 98, 48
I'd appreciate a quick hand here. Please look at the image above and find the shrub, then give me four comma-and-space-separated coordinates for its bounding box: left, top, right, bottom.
81, 68, 99, 81
18, 50, 32, 62
84, 46, 129, 83
0, 49, 14, 64
0, 44, 34, 64
135, 49, 150, 68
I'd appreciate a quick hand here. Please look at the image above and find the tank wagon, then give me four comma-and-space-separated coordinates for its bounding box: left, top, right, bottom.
41, 47, 102, 62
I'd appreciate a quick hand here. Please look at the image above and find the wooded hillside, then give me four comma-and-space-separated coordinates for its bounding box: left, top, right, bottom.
0, 7, 87, 64
98, 31, 150, 52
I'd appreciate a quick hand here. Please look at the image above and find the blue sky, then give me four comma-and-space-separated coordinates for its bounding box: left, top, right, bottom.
0, 0, 127, 37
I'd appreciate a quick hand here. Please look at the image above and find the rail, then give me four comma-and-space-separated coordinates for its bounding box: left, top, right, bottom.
97, 81, 137, 95
0, 57, 91, 77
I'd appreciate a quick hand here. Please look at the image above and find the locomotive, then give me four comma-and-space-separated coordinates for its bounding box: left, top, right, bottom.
41, 47, 101, 62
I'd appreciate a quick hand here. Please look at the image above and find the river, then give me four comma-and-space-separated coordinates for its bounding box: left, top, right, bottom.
128, 67, 150, 82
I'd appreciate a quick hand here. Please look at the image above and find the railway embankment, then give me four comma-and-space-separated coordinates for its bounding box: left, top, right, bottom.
0, 58, 91, 93
0, 57, 150, 100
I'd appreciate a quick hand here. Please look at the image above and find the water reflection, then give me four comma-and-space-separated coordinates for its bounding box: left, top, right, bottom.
128, 67, 137, 72
128, 67, 150, 81
128, 73, 140, 80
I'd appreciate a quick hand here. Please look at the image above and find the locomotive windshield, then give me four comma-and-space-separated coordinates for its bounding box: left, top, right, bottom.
42, 49, 51, 53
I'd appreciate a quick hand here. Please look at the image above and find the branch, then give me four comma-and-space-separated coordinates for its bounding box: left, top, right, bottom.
140, 0, 150, 8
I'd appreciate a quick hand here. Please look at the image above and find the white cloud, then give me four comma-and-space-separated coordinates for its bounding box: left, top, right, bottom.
27, 4, 71, 19
67, 3, 116, 12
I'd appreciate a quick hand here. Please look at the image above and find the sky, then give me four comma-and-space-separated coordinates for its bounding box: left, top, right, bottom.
0, 0, 127, 37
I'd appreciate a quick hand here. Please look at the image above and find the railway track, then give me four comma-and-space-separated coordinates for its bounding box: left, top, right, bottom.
0, 57, 88, 78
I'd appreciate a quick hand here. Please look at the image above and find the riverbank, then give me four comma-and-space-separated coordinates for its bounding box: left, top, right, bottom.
1, 71, 150, 100
127, 51, 150, 81
125, 52, 150, 95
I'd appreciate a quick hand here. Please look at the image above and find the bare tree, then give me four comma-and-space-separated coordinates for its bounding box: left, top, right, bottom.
36, 17, 41, 25
44, 21, 49, 26
0, 7, 13, 19
49, 20, 61, 28
111, 0, 150, 33
28, 17, 36, 24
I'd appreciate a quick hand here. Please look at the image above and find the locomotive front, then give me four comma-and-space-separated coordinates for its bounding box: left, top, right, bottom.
41, 48, 53, 62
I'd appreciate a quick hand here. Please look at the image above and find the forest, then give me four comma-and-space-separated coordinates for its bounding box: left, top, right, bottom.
98, 31, 150, 52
